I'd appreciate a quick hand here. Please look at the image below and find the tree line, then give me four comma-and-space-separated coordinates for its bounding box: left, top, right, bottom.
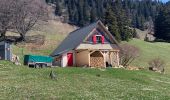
154, 2, 170, 42
46, 0, 162, 29
46, 0, 163, 42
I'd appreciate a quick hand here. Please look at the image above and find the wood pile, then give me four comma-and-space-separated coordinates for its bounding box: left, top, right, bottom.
90, 51, 104, 68
110, 52, 118, 67
90, 57, 104, 68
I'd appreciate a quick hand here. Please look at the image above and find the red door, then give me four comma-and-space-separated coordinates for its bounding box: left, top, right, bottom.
67, 53, 73, 66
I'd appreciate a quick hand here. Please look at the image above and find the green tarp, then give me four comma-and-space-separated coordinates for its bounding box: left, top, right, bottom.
24, 55, 53, 64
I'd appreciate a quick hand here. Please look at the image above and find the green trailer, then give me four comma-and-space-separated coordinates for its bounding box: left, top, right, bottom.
24, 55, 53, 68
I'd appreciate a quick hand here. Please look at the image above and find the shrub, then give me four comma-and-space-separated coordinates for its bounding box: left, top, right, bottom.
148, 58, 165, 73
120, 44, 140, 67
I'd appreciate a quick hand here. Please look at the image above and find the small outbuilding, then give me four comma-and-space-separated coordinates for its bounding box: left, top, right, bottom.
0, 41, 12, 61
51, 20, 120, 68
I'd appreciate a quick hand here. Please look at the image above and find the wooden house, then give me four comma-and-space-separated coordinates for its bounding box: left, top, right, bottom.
51, 20, 120, 68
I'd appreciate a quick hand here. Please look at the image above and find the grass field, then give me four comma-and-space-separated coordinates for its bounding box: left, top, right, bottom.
1, 61, 170, 100
126, 39, 170, 74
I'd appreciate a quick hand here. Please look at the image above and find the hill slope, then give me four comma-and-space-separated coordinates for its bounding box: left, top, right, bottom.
0, 61, 170, 99
12, 20, 76, 57
126, 39, 170, 73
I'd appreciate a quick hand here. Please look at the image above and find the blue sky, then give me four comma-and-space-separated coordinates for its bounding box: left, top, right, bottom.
161, 0, 169, 3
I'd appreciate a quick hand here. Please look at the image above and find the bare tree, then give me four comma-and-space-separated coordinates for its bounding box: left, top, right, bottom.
120, 44, 140, 67
14, 0, 48, 41
0, 0, 48, 42
0, 0, 16, 40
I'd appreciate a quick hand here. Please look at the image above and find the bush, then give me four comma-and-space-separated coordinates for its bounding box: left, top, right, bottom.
148, 58, 165, 73
120, 44, 140, 67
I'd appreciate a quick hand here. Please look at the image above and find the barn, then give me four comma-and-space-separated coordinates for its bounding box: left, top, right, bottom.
51, 20, 120, 68
0, 41, 12, 61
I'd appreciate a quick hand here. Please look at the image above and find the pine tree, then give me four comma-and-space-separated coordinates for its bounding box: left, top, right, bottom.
90, 1, 97, 23
113, 0, 133, 41
55, 0, 62, 16
78, 0, 85, 26
104, 7, 121, 42
45, 0, 50, 3
154, 3, 170, 41
83, 0, 90, 25
132, 28, 137, 38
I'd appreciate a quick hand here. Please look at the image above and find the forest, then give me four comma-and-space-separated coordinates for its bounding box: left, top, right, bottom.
46, 0, 170, 42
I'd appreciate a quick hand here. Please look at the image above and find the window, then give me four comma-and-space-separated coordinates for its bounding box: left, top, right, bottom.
93, 35, 104, 44
96, 35, 102, 43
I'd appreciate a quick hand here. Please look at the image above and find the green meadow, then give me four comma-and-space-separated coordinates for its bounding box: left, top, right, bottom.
127, 39, 170, 74
0, 61, 170, 100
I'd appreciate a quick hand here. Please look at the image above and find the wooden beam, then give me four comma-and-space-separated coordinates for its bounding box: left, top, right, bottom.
88, 52, 90, 67
117, 51, 120, 66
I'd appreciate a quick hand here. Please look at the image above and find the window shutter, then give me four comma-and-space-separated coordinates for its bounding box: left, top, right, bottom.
101, 36, 104, 44
93, 35, 96, 44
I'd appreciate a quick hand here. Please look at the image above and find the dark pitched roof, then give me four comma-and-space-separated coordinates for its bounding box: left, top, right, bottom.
50, 21, 98, 56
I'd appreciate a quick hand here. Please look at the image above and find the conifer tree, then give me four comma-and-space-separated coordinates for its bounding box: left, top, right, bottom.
154, 3, 170, 41
83, 0, 90, 25
90, 1, 97, 23
104, 7, 121, 42
113, 0, 133, 41
55, 0, 62, 16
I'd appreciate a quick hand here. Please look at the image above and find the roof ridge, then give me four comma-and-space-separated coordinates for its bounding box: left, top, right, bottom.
69, 21, 99, 35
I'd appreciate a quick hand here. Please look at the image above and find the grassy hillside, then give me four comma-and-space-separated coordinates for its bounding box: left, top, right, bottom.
125, 39, 170, 74
12, 20, 76, 60
0, 61, 170, 100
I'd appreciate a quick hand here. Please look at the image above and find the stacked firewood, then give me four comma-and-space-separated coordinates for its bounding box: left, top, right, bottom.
110, 52, 118, 67
90, 57, 104, 68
